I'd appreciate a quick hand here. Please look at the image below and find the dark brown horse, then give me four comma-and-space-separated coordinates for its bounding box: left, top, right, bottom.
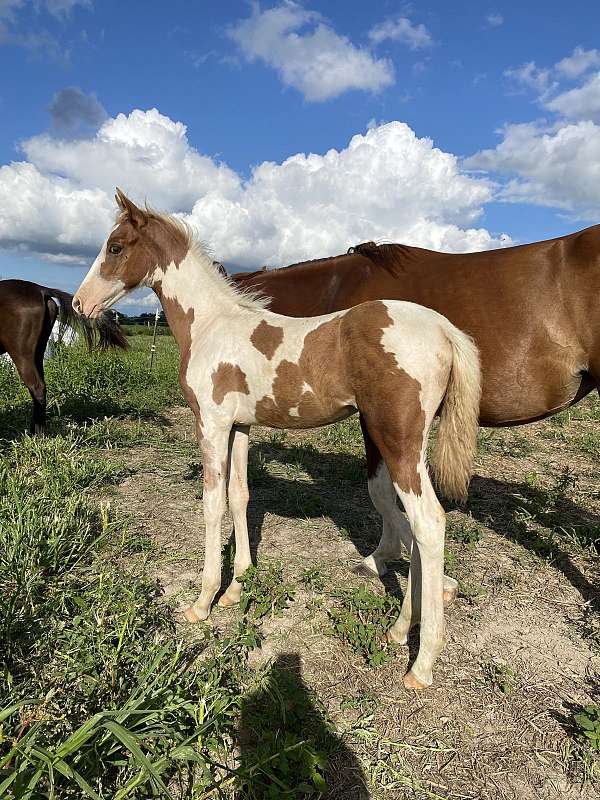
0, 279, 128, 434
233, 225, 600, 576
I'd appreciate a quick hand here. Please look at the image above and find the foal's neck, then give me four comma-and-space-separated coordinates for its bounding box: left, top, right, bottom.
152, 243, 250, 320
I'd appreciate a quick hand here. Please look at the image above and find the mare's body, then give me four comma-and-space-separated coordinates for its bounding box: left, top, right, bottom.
233, 230, 600, 576
0, 279, 127, 433
234, 228, 600, 427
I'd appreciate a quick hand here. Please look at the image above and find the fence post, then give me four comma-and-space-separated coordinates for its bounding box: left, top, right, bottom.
149, 308, 160, 370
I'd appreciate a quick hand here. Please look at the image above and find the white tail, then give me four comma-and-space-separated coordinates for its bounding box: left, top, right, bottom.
432, 324, 481, 502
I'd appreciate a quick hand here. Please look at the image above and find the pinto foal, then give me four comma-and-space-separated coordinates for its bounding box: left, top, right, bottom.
74, 190, 481, 689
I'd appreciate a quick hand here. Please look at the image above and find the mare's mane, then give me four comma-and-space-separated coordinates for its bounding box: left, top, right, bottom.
239, 245, 414, 279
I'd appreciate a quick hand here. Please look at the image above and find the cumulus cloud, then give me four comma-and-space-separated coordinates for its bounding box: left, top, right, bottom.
465, 120, 600, 220
465, 46, 600, 220
368, 16, 433, 50
228, 2, 394, 102
555, 46, 600, 79
545, 71, 600, 120
20, 108, 241, 211
49, 87, 107, 134
0, 108, 510, 270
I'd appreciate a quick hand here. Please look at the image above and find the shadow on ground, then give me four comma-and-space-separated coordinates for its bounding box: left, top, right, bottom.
237, 653, 370, 799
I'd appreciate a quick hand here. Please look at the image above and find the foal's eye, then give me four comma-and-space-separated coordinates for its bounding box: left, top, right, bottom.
108, 243, 123, 255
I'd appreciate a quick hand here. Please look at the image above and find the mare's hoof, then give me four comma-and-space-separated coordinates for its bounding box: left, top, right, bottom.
403, 671, 430, 690
217, 593, 240, 608
182, 605, 209, 623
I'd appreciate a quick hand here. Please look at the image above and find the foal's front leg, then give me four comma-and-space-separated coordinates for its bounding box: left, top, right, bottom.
184, 427, 231, 623
218, 425, 252, 608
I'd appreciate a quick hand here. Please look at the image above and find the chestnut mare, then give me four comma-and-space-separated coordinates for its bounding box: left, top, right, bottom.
233, 229, 600, 576
0, 279, 128, 434
73, 190, 481, 688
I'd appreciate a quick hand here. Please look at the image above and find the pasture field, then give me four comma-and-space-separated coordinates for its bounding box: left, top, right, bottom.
0, 335, 599, 799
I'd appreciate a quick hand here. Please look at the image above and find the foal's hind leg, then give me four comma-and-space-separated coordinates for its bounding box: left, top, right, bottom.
362, 414, 445, 688
218, 425, 252, 608
358, 417, 458, 604
388, 473, 446, 689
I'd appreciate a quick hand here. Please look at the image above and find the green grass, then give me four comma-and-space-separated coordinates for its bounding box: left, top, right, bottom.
0, 431, 251, 799
0, 338, 352, 799
327, 586, 402, 668
0, 337, 181, 438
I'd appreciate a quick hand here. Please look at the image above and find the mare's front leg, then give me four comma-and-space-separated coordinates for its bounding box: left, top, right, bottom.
218, 425, 252, 608
184, 425, 231, 623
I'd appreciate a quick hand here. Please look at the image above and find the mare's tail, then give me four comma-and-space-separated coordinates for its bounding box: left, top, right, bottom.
42, 286, 129, 351
431, 323, 481, 502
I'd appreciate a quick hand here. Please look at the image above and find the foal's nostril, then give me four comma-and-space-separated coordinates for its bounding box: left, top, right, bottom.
72, 295, 82, 314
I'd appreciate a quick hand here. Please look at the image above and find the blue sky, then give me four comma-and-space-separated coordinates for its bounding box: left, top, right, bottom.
1, 0, 599, 313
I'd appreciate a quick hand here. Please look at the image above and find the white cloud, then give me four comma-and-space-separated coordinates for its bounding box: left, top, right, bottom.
21, 108, 241, 210
545, 71, 600, 120
504, 61, 554, 95
118, 291, 160, 309
555, 46, 600, 79
465, 120, 600, 219
465, 45, 600, 219
368, 15, 433, 50
0, 108, 511, 271
228, 2, 394, 102
485, 13, 503, 27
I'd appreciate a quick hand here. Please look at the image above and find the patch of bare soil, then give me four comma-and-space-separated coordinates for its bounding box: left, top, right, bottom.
110, 403, 600, 800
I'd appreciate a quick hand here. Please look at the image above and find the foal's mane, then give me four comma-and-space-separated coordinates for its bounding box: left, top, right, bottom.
117, 207, 269, 311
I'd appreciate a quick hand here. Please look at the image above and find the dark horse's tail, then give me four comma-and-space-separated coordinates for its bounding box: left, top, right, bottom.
42, 286, 129, 351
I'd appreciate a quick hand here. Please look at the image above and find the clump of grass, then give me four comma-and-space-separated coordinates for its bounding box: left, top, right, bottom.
447, 515, 483, 549
481, 660, 516, 694
238, 561, 296, 620
575, 705, 600, 752
301, 566, 325, 593
327, 586, 402, 667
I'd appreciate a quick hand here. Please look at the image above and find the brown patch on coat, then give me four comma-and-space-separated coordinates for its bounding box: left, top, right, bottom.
340, 301, 424, 496
250, 319, 284, 360
255, 301, 424, 493
254, 316, 354, 428
212, 363, 250, 405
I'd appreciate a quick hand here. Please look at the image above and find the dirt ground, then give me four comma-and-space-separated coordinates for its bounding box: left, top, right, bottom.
110, 402, 600, 800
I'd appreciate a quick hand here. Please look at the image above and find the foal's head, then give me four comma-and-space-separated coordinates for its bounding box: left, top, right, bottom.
74, 189, 189, 318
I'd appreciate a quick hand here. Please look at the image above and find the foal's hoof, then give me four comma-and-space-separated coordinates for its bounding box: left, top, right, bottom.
385, 628, 408, 646
217, 592, 240, 608
403, 671, 430, 690
443, 586, 458, 607
353, 562, 382, 579
182, 605, 209, 623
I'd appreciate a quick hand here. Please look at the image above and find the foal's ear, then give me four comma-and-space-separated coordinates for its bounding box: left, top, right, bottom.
115, 187, 148, 230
